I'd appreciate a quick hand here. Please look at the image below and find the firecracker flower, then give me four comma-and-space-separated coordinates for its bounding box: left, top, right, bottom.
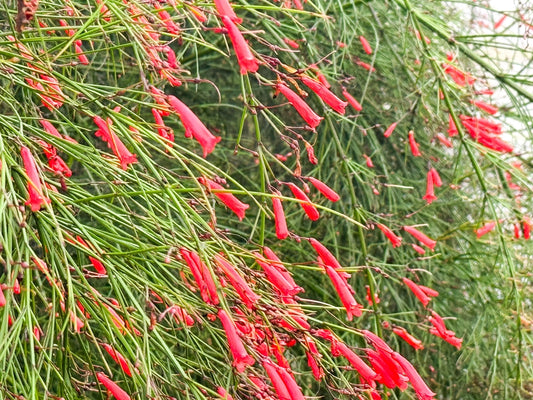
198, 177, 249, 220
221, 15, 259, 74
21, 146, 51, 211
276, 83, 323, 128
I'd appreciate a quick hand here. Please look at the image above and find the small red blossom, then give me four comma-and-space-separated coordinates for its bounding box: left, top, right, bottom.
300, 75, 348, 114
287, 183, 319, 221
342, 88, 363, 112
442, 62, 476, 86
96, 372, 131, 400
324, 264, 363, 320
214, 253, 259, 308
376, 223, 402, 248
214, 0, 242, 23
403, 278, 438, 307
93, 116, 137, 170
307, 176, 340, 202
218, 309, 255, 372
423, 170, 437, 204
475, 221, 496, 238
21, 146, 51, 211
429, 168, 442, 187
255, 253, 302, 297
355, 60, 376, 72
359, 35, 373, 54
365, 285, 380, 305
460, 115, 513, 153
436, 133, 453, 147
167, 95, 221, 156
408, 130, 422, 157
76, 236, 107, 275
221, 15, 259, 74
263, 360, 292, 400
363, 154, 374, 168
198, 177, 249, 220
428, 311, 463, 349
494, 14, 507, 30
310, 64, 331, 88
272, 194, 289, 239
393, 327, 424, 350
471, 100, 498, 115
335, 342, 379, 384
391, 352, 436, 400
448, 114, 458, 137
276, 83, 323, 128
309, 238, 343, 270
403, 226, 437, 251
412, 244, 426, 254
217, 387, 234, 400
283, 37, 300, 49
383, 121, 398, 138
101, 343, 132, 376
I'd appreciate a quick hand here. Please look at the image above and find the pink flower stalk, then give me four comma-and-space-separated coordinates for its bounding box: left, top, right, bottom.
214, 0, 242, 23
272, 194, 289, 239
93, 116, 137, 170
198, 177, 249, 220
214, 253, 259, 308
221, 15, 259, 74
324, 264, 363, 320
218, 309, 255, 372
276, 83, 323, 128
471, 100, 498, 115
391, 352, 436, 400
402, 277, 438, 307
408, 131, 422, 157
393, 327, 424, 350
342, 88, 363, 112
307, 176, 340, 202
287, 183, 319, 221
167, 95, 221, 156
96, 372, 131, 400
403, 226, 437, 250
423, 170, 437, 204
376, 223, 402, 248
383, 121, 398, 138
21, 146, 51, 211
300, 75, 347, 114
101, 343, 132, 376
359, 35, 373, 54
335, 342, 379, 383
475, 221, 496, 238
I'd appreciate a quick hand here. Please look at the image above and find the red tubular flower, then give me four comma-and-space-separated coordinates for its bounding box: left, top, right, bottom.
189, 251, 219, 305
393, 327, 424, 350
342, 88, 363, 112
402, 277, 438, 307
475, 221, 496, 238
277, 365, 306, 400
214, 253, 259, 308
471, 100, 498, 115
403, 226, 436, 251
179, 248, 210, 303
436, 133, 453, 147
272, 194, 289, 239
359, 35, 373, 54
355, 60, 376, 72
459, 115, 513, 153
101, 343, 132, 376
21, 146, 51, 211
263, 360, 291, 400
325, 264, 363, 320
428, 311, 462, 349
408, 131, 422, 157
74, 43, 89, 65
309, 238, 344, 271
365, 349, 399, 389
494, 14, 507, 30
152, 108, 174, 144
287, 183, 319, 221
391, 353, 436, 400
365, 285, 380, 305
0, 288, 5, 307
93, 116, 137, 170
335, 342, 379, 384
276, 83, 323, 128
448, 114, 458, 137
217, 387, 234, 400
523, 219, 531, 239
300, 75, 347, 114
218, 309, 255, 372
376, 223, 402, 248
214, 0, 242, 23
383, 121, 398, 138
221, 15, 259, 74
96, 372, 131, 400
412, 244, 426, 254
442, 62, 476, 86
167, 95, 221, 156
363, 154, 374, 167
263, 247, 298, 288
161, 305, 195, 326
429, 168, 442, 187
254, 253, 302, 297
283, 37, 300, 49
423, 170, 437, 204
154, 3, 180, 34
76, 236, 107, 275
307, 351, 324, 380
198, 177, 249, 220
307, 176, 340, 202
310, 64, 331, 88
